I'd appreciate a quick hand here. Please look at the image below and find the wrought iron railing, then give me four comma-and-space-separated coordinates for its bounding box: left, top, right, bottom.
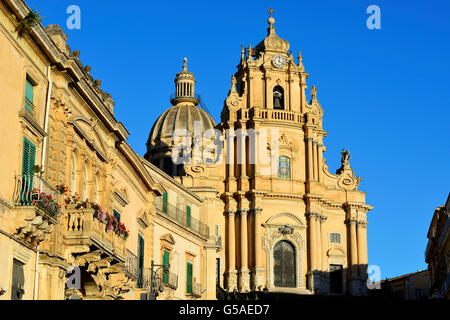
123, 249, 138, 279
13, 174, 61, 216
161, 272, 178, 290
154, 197, 209, 238
24, 97, 35, 115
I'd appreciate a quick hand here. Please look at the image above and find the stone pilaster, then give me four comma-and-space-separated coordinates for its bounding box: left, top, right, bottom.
251, 207, 264, 290
225, 209, 237, 291
238, 208, 250, 292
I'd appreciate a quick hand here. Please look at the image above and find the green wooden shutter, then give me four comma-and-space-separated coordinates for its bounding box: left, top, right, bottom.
186, 205, 191, 227
25, 78, 34, 113
21, 138, 36, 203
113, 209, 121, 222
162, 192, 168, 213
162, 250, 170, 283
22, 138, 36, 176
137, 235, 144, 288
186, 262, 193, 294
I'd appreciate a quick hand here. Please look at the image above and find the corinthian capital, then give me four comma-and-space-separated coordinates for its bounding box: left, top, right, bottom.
225, 209, 236, 217
239, 208, 249, 216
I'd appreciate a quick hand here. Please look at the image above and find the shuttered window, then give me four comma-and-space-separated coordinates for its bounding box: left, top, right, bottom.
330, 233, 341, 244
186, 205, 191, 227
22, 138, 36, 177
113, 209, 121, 223
25, 77, 34, 114
162, 250, 170, 283
137, 235, 144, 288
186, 262, 193, 294
11, 259, 25, 300
162, 192, 168, 213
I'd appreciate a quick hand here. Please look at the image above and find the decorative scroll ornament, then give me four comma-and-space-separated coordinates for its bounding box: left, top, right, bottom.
278, 224, 294, 236
224, 74, 243, 111
335, 149, 362, 190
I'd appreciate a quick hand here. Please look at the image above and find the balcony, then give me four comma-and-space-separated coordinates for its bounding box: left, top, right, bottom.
24, 97, 35, 115
123, 249, 138, 280
161, 272, 178, 290
154, 198, 209, 238
62, 203, 132, 299
237, 107, 304, 125
192, 282, 202, 298
12, 175, 61, 246
63, 203, 127, 260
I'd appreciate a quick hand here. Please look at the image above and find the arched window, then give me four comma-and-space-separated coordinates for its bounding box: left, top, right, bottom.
82, 163, 88, 200
93, 174, 99, 203
273, 240, 296, 287
273, 85, 284, 110
278, 156, 291, 179
70, 153, 77, 195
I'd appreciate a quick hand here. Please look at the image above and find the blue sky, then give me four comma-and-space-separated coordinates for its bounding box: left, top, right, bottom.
27, 0, 450, 279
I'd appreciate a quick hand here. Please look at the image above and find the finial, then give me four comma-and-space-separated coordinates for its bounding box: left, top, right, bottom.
268, 8, 275, 27
182, 57, 188, 71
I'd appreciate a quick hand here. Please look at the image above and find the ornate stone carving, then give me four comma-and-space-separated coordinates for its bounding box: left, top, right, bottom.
278, 224, 294, 236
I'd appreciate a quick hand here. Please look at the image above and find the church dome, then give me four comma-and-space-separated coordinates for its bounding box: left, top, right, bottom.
147, 103, 216, 148
145, 58, 216, 176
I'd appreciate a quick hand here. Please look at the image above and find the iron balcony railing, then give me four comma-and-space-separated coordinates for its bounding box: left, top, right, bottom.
13, 174, 61, 216
161, 272, 178, 290
154, 197, 209, 238
24, 97, 35, 115
123, 249, 138, 279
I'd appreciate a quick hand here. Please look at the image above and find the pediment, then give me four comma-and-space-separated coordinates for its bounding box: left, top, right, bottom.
160, 233, 176, 245
327, 247, 345, 257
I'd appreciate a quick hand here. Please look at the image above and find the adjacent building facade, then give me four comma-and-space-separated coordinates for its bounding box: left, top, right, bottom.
425, 193, 450, 299
0, 0, 372, 300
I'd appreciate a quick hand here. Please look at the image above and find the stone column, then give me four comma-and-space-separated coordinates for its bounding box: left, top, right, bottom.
357, 220, 368, 295
317, 143, 323, 183
306, 212, 319, 291
307, 138, 313, 180
252, 207, 264, 290
315, 212, 322, 273
226, 209, 237, 291
238, 208, 250, 292
320, 214, 329, 293
347, 218, 360, 295
312, 141, 318, 181
265, 75, 271, 109
225, 125, 236, 190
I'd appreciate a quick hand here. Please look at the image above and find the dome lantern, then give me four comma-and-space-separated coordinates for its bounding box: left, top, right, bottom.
171, 57, 199, 106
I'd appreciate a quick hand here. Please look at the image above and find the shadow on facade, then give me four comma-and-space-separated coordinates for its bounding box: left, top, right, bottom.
218, 264, 371, 300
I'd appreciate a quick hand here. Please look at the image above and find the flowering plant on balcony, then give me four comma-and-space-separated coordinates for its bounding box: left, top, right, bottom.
32, 165, 44, 177
55, 184, 68, 195
65, 197, 129, 239
29, 188, 61, 215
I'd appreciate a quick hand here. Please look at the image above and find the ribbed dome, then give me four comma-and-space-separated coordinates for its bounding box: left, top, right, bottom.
147, 103, 216, 150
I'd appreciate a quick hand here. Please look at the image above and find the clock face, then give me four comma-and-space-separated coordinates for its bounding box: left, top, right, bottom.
272, 54, 287, 68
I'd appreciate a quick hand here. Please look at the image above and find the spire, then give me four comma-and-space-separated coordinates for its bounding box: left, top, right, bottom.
171, 57, 199, 106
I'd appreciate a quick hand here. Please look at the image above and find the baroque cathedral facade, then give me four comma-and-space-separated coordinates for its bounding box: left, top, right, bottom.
0, 0, 371, 300
145, 12, 373, 295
